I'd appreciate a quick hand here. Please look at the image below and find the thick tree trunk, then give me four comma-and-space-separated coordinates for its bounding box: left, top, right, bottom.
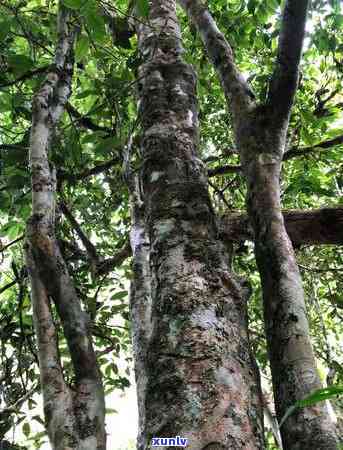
179, 1, 339, 449
25, 4, 106, 449
130, 1, 264, 449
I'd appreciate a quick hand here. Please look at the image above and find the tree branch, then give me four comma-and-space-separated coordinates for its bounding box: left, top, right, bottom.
267, 0, 310, 121
0, 383, 39, 415
0, 235, 25, 253
179, 0, 255, 123
0, 280, 17, 295
65, 102, 113, 134
59, 201, 130, 275
220, 207, 343, 246
59, 201, 99, 263
26, 5, 105, 446
95, 240, 131, 276
58, 156, 120, 183
208, 164, 242, 177
0, 66, 49, 88
283, 134, 343, 160
208, 135, 343, 177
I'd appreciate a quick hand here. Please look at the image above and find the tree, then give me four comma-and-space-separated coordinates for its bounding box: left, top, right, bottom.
0, 0, 342, 449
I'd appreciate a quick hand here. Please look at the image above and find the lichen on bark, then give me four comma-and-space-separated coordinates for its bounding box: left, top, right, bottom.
130, 1, 264, 449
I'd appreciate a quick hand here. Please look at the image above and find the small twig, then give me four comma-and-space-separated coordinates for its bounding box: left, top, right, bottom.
298, 264, 342, 273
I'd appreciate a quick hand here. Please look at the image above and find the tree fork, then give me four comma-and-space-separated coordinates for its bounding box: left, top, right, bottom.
179, 0, 339, 448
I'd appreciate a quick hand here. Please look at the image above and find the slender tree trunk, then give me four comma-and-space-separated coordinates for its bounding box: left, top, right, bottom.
25, 4, 106, 449
238, 113, 339, 450
130, 1, 264, 449
179, 0, 339, 448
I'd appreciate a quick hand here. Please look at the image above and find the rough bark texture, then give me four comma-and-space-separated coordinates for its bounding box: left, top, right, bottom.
180, 1, 339, 449
130, 1, 264, 449
220, 207, 343, 246
25, 4, 106, 449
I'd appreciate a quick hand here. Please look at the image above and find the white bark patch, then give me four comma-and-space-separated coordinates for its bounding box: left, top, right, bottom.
150, 171, 164, 182
149, 70, 163, 84
186, 109, 194, 127
173, 83, 188, 97
79, 436, 97, 450
145, 123, 177, 136
168, 318, 183, 349
258, 153, 279, 165
214, 366, 245, 392
130, 225, 146, 257
190, 307, 217, 329
154, 219, 175, 239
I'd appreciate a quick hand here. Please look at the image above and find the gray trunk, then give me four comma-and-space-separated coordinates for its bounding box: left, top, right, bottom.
25, 3, 106, 449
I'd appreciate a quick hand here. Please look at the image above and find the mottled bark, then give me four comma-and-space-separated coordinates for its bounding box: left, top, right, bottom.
220, 207, 343, 246
180, 1, 339, 449
130, 1, 264, 449
25, 3, 106, 449
129, 176, 152, 450
178, 0, 255, 126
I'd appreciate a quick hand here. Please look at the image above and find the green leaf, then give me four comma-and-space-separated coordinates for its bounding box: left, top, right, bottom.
32, 415, 45, 426
296, 386, 343, 408
111, 290, 128, 300
105, 408, 118, 414
280, 386, 343, 428
23, 422, 31, 437
0, 20, 11, 41
136, 0, 150, 18
84, 9, 107, 43
63, 0, 83, 9
75, 35, 90, 61
7, 54, 34, 74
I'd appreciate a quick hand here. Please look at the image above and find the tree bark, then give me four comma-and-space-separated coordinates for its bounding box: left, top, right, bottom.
179, 1, 339, 449
220, 207, 343, 246
25, 3, 106, 449
130, 1, 264, 449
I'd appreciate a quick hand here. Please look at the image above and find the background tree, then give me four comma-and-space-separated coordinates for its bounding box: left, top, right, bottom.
0, 0, 342, 449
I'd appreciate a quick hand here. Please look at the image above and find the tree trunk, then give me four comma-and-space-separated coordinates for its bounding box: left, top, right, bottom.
179, 0, 339, 448
238, 113, 339, 450
25, 3, 106, 449
130, 1, 264, 449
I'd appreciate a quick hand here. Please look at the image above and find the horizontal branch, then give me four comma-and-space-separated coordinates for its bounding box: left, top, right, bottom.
0, 66, 49, 88
220, 207, 343, 246
283, 134, 343, 160
58, 156, 120, 183
208, 164, 242, 177
208, 135, 343, 177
